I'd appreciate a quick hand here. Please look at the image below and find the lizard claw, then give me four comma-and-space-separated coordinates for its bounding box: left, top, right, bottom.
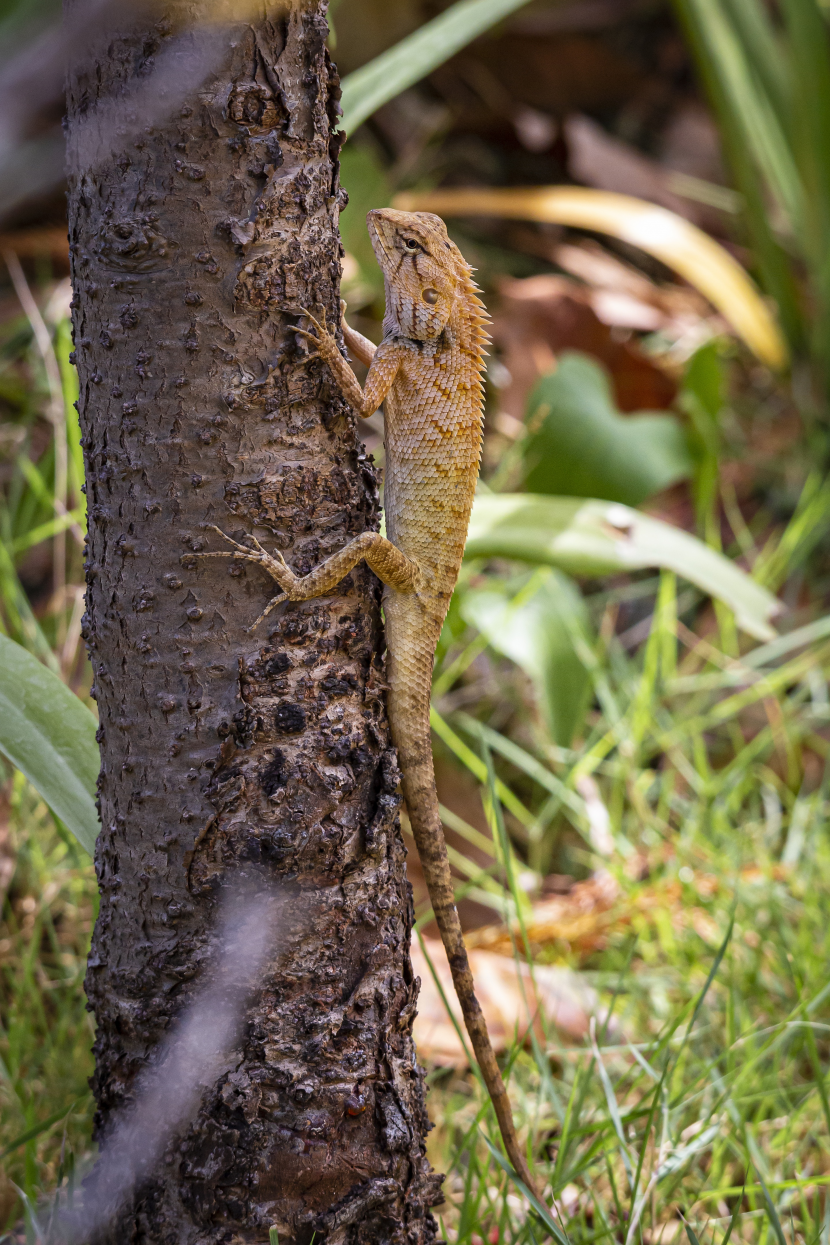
283, 304, 327, 335
293, 327, 322, 360
194, 525, 254, 558
194, 527, 295, 627
246, 591, 289, 632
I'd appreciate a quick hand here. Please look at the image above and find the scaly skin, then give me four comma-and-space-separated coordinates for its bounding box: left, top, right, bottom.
200, 209, 537, 1194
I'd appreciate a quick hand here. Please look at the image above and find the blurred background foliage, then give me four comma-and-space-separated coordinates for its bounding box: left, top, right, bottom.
4, 0, 830, 1241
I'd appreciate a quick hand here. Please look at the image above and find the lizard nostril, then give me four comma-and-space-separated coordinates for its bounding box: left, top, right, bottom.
422, 288, 439, 305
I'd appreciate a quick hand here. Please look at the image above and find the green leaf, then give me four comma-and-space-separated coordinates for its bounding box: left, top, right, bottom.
465, 494, 781, 641
683, 340, 725, 423
724, 0, 789, 124
460, 569, 592, 747
339, 0, 534, 134
522, 354, 693, 507
0, 634, 99, 854
676, 0, 802, 230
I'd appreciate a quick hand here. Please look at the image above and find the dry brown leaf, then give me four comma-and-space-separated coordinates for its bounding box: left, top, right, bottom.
412, 934, 605, 1065
565, 114, 705, 224
491, 273, 678, 420
409, 853, 802, 1067
468, 870, 623, 958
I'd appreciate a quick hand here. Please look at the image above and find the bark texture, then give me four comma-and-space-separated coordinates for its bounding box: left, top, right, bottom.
65, 4, 442, 1241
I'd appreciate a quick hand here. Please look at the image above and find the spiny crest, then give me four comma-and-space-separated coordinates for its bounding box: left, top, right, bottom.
453, 262, 491, 369
466, 276, 491, 346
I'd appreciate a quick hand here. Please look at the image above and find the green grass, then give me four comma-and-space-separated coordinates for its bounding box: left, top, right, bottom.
418, 559, 830, 1244
0, 772, 95, 1237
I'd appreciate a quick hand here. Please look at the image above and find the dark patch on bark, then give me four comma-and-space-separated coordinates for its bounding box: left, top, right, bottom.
65, 3, 440, 1241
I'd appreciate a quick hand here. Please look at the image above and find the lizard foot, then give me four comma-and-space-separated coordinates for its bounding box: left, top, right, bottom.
283, 304, 327, 334
196, 525, 300, 600
283, 305, 341, 367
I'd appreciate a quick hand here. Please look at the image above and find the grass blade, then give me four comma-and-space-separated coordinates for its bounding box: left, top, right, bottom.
480, 1131, 573, 1245
340, 0, 534, 133
0, 1105, 75, 1162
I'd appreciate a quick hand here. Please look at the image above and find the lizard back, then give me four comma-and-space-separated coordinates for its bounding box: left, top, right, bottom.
374, 213, 489, 634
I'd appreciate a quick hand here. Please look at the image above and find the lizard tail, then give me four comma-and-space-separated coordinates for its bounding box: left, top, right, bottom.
387, 668, 541, 1200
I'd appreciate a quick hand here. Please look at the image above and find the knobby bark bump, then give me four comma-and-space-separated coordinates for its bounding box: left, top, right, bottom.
65, 2, 442, 1240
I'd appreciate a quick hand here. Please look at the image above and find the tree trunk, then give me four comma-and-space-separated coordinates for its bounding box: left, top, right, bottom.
65, 3, 442, 1240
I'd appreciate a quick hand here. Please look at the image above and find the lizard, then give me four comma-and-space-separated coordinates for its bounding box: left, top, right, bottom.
197, 208, 538, 1194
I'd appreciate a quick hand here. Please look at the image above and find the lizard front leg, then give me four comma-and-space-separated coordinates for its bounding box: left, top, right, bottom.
196, 527, 419, 631
292, 308, 397, 418
196, 314, 403, 629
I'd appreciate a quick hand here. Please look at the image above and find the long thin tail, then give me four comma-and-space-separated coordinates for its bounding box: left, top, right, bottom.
388, 682, 540, 1198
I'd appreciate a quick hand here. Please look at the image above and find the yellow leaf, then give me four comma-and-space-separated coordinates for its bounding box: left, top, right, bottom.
392, 186, 787, 370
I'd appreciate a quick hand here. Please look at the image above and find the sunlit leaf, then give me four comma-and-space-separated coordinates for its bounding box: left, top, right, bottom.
523, 353, 693, 506
339, 0, 535, 135
0, 634, 99, 854
392, 185, 788, 369
461, 569, 592, 747
466, 494, 781, 641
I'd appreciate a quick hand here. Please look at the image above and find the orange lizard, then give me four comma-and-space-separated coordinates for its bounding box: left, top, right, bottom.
198, 208, 537, 1193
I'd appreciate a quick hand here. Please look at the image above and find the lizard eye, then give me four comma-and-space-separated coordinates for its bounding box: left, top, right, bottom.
422, 288, 439, 305
403, 238, 421, 252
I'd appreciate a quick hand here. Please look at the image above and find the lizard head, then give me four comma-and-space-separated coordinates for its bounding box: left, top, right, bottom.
367, 208, 468, 341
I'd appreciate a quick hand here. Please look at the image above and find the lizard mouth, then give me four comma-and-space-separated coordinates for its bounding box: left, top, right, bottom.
366, 209, 396, 266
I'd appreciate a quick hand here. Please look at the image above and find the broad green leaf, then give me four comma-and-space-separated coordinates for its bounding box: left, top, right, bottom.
522, 353, 693, 506
461, 570, 592, 747
339, 0, 534, 134
0, 634, 99, 854
465, 494, 781, 641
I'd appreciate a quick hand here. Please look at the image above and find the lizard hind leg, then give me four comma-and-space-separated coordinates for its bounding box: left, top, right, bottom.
274, 530, 419, 600
249, 532, 416, 630
195, 527, 418, 632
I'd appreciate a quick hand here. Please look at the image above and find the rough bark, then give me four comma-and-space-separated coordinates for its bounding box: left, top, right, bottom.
65, 4, 442, 1241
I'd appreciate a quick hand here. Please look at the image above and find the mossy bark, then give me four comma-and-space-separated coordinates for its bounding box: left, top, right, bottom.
65, 3, 441, 1240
